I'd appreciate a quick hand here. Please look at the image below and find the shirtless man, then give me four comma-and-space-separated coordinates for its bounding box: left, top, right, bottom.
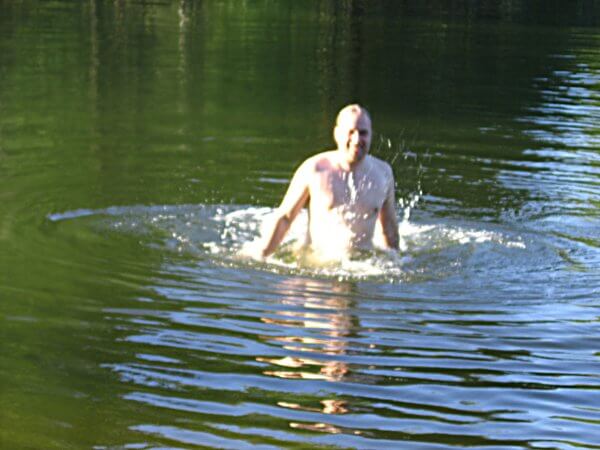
260, 104, 399, 260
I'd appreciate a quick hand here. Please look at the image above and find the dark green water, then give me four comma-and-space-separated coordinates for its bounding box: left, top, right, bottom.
1, 1, 599, 449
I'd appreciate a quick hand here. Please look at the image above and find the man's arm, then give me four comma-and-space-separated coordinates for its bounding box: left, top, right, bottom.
378, 168, 399, 250
260, 161, 311, 257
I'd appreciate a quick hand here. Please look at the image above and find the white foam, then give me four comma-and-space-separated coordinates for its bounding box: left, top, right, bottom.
47, 203, 528, 281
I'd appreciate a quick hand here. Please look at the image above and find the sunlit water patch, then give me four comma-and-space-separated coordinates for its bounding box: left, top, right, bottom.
49, 202, 599, 449
523, 64, 600, 149
45, 183, 598, 448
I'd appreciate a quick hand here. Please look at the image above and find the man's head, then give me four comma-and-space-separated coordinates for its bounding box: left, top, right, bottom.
334, 104, 372, 167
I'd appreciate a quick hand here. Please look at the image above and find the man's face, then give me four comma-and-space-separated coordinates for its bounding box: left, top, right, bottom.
335, 112, 372, 166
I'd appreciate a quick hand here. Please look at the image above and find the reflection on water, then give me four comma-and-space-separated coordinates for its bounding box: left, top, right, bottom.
259, 278, 355, 432
94, 248, 600, 449
50, 201, 598, 448
524, 63, 600, 149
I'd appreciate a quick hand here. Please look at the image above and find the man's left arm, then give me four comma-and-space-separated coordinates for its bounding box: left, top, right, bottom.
378, 169, 400, 250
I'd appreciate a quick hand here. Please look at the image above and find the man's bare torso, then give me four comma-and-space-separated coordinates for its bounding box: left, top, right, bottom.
258, 104, 399, 261
303, 151, 393, 257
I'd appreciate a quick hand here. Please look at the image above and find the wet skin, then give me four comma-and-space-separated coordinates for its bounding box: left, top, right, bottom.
260, 107, 399, 260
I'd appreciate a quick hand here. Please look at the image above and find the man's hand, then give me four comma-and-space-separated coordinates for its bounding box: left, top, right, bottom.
239, 239, 266, 261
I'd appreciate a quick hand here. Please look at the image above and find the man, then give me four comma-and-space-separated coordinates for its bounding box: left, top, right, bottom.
260, 104, 399, 260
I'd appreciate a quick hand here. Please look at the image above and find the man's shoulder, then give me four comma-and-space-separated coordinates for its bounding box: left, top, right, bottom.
299, 150, 337, 171
309, 149, 338, 162
366, 154, 394, 174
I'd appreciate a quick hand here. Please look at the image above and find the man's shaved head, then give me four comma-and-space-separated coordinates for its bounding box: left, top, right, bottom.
335, 104, 371, 127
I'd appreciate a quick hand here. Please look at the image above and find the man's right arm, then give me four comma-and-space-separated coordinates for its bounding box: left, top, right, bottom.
260, 160, 311, 258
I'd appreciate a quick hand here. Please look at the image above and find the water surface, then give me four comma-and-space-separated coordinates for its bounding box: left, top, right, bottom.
1, 1, 599, 449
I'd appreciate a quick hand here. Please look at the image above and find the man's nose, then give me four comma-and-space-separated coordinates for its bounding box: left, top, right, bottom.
350, 131, 360, 143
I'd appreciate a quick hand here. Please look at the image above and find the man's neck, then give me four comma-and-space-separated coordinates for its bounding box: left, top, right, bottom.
336, 151, 366, 172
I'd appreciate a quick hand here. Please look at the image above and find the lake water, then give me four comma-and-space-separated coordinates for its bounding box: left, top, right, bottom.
1, 1, 599, 449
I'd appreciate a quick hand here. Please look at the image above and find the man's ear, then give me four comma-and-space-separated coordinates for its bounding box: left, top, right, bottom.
333, 125, 340, 145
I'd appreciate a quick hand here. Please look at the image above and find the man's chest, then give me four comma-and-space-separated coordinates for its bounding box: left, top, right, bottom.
309, 170, 386, 213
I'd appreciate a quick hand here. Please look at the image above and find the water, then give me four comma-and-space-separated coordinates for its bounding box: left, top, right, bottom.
1, 1, 599, 449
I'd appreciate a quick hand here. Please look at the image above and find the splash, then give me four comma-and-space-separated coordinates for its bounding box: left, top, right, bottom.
47, 201, 527, 283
